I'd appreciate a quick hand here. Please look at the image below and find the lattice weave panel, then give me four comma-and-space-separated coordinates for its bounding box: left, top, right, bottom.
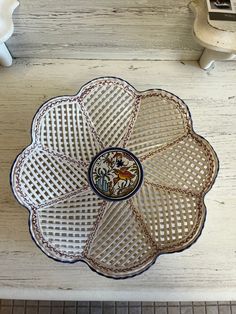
37, 191, 104, 255
11, 77, 218, 279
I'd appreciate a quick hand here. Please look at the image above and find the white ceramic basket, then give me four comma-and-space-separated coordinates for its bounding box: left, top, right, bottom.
11, 77, 218, 278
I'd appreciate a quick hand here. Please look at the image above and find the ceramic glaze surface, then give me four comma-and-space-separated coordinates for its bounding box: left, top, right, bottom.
11, 77, 218, 279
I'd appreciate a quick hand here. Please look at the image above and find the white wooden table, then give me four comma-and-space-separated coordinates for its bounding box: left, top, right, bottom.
0, 59, 236, 301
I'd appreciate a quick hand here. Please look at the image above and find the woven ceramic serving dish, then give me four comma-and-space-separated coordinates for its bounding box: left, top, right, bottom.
11, 77, 218, 279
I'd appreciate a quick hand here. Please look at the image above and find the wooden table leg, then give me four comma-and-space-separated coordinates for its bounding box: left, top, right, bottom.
199, 48, 236, 70
0, 42, 13, 67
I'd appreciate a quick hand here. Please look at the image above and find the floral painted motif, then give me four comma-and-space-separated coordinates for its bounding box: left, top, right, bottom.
88, 148, 143, 201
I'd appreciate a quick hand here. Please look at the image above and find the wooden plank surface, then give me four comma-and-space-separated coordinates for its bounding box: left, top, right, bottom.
0, 59, 236, 300
7, 0, 202, 60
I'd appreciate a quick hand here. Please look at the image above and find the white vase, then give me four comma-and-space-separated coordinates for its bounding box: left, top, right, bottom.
0, 0, 19, 66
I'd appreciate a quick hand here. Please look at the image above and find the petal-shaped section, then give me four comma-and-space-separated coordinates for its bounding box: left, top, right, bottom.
85, 200, 157, 278
126, 90, 191, 158
12, 145, 89, 208
77, 77, 140, 148
30, 191, 105, 260
142, 134, 218, 194
33, 97, 102, 162
132, 182, 204, 252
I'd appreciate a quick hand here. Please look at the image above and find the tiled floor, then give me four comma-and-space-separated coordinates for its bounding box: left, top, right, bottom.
0, 301, 235, 314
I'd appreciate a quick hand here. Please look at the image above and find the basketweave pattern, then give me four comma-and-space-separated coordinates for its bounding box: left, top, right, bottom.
37, 190, 104, 255
40, 100, 102, 162
18, 147, 88, 208
78, 80, 139, 148
132, 182, 201, 249
11, 77, 218, 279
127, 92, 190, 157
87, 200, 157, 270
143, 134, 215, 194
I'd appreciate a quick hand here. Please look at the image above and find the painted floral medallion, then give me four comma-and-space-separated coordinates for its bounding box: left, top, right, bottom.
88, 148, 143, 201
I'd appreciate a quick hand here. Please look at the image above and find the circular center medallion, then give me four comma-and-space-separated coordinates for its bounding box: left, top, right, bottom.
88, 148, 143, 201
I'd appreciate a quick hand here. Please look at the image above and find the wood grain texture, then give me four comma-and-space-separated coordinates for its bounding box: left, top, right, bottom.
0, 59, 236, 300
6, 0, 202, 60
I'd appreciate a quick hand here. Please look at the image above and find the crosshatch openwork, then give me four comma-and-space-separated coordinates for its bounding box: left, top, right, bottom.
11, 77, 218, 279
